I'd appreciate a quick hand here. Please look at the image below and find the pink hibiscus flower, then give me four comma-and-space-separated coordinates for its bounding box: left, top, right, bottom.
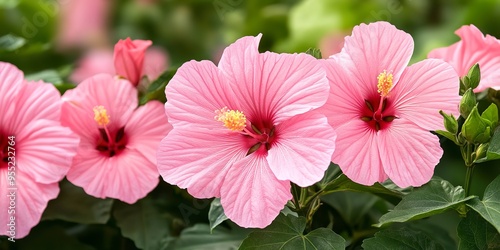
428, 24, 500, 92
0, 62, 79, 239
320, 22, 460, 188
61, 74, 171, 204
157, 35, 336, 228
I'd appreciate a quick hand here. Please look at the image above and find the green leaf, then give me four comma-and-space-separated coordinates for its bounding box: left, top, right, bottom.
113, 196, 174, 250
322, 174, 404, 205
462, 105, 491, 144
362, 226, 449, 250
322, 191, 380, 226
42, 179, 113, 224
305, 47, 322, 59
239, 214, 345, 249
458, 210, 500, 250
0, 34, 26, 51
467, 63, 481, 90
163, 224, 248, 250
435, 130, 458, 144
316, 162, 342, 188
486, 126, 500, 161
139, 68, 177, 105
16, 223, 93, 250
208, 198, 228, 232
467, 175, 500, 233
25, 70, 63, 84
375, 179, 475, 227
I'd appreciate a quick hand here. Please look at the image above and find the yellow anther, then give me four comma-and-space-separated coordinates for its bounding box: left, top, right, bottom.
214, 107, 247, 132
377, 70, 393, 97
93, 106, 110, 126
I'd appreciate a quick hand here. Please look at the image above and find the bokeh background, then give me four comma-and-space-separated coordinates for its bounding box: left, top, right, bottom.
1, 0, 499, 248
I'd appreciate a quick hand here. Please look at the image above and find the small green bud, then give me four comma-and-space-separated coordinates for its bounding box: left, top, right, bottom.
466, 63, 481, 90
439, 110, 458, 134
460, 88, 476, 118
461, 106, 491, 144
475, 143, 489, 162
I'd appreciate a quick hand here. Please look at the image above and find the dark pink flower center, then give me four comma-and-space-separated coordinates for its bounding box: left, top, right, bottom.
245, 122, 277, 156
360, 95, 397, 131
0, 133, 13, 169
96, 126, 128, 157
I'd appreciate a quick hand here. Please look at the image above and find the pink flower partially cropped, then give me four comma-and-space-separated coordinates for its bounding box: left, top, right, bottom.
157, 35, 336, 228
0, 62, 79, 239
61, 74, 171, 204
321, 22, 460, 188
114, 38, 152, 86
428, 25, 500, 92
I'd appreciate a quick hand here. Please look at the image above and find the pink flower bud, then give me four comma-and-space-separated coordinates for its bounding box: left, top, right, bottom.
113, 38, 152, 86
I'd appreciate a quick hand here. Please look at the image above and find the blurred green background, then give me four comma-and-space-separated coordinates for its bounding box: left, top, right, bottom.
1, 0, 499, 223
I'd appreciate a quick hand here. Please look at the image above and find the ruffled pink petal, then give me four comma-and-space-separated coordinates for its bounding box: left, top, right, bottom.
0, 62, 23, 128
378, 121, 443, 187
391, 59, 460, 131
250, 51, 329, 123
165, 60, 235, 128
157, 128, 250, 198
343, 21, 413, 96
267, 112, 336, 187
221, 153, 292, 228
0, 170, 59, 239
8, 81, 61, 131
319, 55, 367, 128
70, 50, 115, 84
61, 74, 137, 137
428, 25, 500, 92
67, 146, 159, 204
16, 119, 79, 184
332, 120, 387, 186
126, 101, 171, 163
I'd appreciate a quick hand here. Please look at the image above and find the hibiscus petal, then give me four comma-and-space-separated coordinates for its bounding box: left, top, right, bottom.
165, 60, 234, 128
157, 128, 249, 198
9, 81, 61, 130
16, 119, 79, 184
221, 154, 291, 228
0, 62, 23, 128
332, 120, 387, 186
391, 59, 460, 131
267, 112, 336, 187
61, 74, 137, 137
343, 21, 413, 95
0, 171, 59, 239
126, 101, 171, 163
319, 55, 367, 128
378, 121, 443, 187
67, 147, 159, 204
252, 51, 329, 123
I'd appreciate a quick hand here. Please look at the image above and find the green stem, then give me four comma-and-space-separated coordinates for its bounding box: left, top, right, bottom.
291, 183, 302, 212
464, 164, 475, 197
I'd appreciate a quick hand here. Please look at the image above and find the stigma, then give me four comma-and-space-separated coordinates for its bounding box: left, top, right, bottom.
214, 107, 247, 131
93, 106, 110, 126
377, 70, 393, 97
